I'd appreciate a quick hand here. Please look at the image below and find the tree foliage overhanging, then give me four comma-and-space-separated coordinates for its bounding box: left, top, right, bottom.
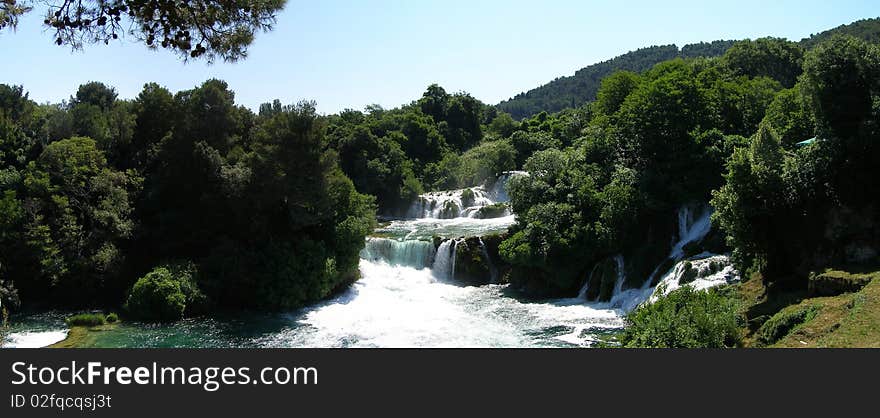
0, 0, 287, 62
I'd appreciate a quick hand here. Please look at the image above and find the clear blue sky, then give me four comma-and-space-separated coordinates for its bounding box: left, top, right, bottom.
1, 0, 878, 114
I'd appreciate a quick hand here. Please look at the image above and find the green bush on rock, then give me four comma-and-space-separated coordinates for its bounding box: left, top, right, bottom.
622, 286, 742, 348
124, 265, 206, 322
474, 203, 509, 219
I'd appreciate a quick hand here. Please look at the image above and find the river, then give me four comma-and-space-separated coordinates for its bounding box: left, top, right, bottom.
1, 172, 737, 348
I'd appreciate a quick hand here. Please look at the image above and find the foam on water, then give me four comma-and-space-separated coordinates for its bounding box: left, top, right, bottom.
258, 260, 624, 348
2, 330, 68, 348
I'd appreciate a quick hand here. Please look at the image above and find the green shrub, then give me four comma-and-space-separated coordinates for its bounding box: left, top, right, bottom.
66, 313, 106, 327
105, 312, 119, 323
622, 286, 742, 348
757, 306, 819, 345
124, 267, 187, 322
475, 203, 509, 219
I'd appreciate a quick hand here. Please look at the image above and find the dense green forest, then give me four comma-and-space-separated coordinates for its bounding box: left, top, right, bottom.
1, 16, 879, 338
499, 34, 879, 298
0, 81, 376, 318
498, 18, 880, 120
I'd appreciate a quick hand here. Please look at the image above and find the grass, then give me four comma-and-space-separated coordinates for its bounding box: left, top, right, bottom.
48, 324, 117, 348
757, 305, 820, 345
65, 313, 107, 326
732, 267, 880, 348
50, 312, 121, 348
809, 268, 876, 296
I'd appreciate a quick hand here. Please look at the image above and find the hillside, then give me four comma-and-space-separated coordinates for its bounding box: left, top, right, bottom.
496, 41, 734, 119
499, 17, 880, 120
799, 17, 880, 49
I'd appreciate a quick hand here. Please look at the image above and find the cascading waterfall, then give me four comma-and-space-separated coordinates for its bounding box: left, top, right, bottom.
611, 255, 626, 296
478, 237, 498, 283
488, 171, 528, 202
360, 237, 436, 269
577, 203, 737, 312
670, 205, 712, 260
431, 239, 458, 280
650, 253, 739, 302
577, 264, 600, 299
407, 171, 527, 220
450, 239, 459, 280
408, 188, 495, 219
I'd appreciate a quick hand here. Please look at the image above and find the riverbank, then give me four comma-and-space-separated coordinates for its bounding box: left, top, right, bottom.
47, 324, 119, 348
733, 268, 880, 347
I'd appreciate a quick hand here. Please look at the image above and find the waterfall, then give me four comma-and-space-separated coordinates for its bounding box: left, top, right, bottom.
406, 172, 526, 220
432, 239, 462, 280
478, 237, 498, 283
407, 188, 494, 219
488, 170, 528, 202
670, 205, 712, 260
360, 238, 436, 269
450, 239, 460, 280
611, 255, 626, 296
650, 254, 740, 302
575, 204, 731, 312
578, 264, 600, 299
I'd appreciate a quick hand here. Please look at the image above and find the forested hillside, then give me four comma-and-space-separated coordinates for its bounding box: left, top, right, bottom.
496, 41, 734, 119
499, 17, 880, 120
799, 17, 880, 49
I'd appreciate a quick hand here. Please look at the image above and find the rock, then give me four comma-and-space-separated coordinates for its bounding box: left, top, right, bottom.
473, 203, 509, 219
439, 201, 460, 218
583, 258, 619, 302
460, 188, 476, 208
453, 237, 491, 285
678, 261, 697, 284
808, 270, 875, 297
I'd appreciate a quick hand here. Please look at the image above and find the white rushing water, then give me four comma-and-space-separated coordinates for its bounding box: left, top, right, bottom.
257, 171, 627, 347
259, 259, 624, 347
2, 330, 68, 348
577, 204, 739, 313
322, 199, 737, 347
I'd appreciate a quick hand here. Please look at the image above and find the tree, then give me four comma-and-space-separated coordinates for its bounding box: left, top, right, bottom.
131, 83, 176, 169
72, 82, 117, 110
124, 266, 187, 322
722, 38, 805, 88
711, 123, 787, 275
419, 84, 449, 122
801, 35, 880, 141
11, 136, 140, 304
622, 286, 741, 348
0, 0, 287, 62
487, 111, 518, 139
762, 88, 815, 148
594, 71, 641, 116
